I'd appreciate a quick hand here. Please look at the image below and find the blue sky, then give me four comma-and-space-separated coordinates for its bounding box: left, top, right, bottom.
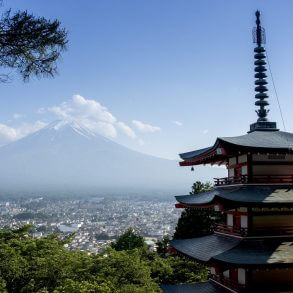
1, 0, 293, 159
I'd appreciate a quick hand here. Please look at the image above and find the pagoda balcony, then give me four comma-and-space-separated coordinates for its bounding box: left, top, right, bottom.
215, 223, 293, 237
215, 223, 248, 237
211, 274, 245, 292
214, 174, 293, 186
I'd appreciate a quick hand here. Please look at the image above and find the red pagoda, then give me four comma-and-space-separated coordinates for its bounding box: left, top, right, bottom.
162, 11, 293, 293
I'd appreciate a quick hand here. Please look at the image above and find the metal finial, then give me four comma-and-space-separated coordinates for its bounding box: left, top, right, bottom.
253, 10, 266, 46
253, 11, 269, 122
249, 11, 278, 132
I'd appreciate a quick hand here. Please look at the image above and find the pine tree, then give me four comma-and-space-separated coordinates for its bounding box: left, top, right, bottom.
0, 8, 67, 82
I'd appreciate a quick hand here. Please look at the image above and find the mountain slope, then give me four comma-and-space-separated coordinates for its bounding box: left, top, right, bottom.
0, 120, 225, 195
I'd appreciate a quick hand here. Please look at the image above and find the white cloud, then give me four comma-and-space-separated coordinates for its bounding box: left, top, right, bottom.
202, 129, 209, 134
81, 119, 117, 138
132, 120, 161, 133
48, 95, 136, 139
0, 124, 17, 141
0, 121, 47, 143
0, 95, 162, 144
117, 122, 136, 139
173, 120, 183, 126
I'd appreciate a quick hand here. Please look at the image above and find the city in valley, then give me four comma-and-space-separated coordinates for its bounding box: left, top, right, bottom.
0, 195, 181, 253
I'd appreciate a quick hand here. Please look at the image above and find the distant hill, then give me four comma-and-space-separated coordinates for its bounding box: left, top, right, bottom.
0, 120, 225, 195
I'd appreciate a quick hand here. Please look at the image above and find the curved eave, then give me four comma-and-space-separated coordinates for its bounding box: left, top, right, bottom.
218, 130, 293, 150
213, 238, 293, 267
170, 235, 241, 262
175, 186, 293, 208
179, 146, 215, 160
179, 142, 225, 166
175, 190, 218, 207
179, 131, 293, 167
171, 235, 293, 267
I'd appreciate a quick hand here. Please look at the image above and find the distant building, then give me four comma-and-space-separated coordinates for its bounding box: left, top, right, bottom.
163, 11, 293, 292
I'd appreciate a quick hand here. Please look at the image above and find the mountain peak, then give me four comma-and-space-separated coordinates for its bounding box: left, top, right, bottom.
44, 120, 97, 140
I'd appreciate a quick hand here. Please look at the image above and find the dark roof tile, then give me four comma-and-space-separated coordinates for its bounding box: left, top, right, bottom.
219, 131, 293, 149
161, 281, 230, 293
214, 238, 293, 265
175, 186, 293, 206
179, 146, 214, 160
170, 234, 241, 262
171, 235, 293, 266
180, 130, 293, 162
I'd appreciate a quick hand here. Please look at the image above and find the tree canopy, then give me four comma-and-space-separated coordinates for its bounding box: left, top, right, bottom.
111, 228, 145, 251
0, 8, 67, 82
156, 235, 170, 258
0, 225, 208, 292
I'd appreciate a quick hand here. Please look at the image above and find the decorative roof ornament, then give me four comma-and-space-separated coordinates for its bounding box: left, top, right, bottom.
249, 10, 278, 132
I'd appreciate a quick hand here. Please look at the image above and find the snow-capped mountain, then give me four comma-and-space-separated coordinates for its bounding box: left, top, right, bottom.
0, 120, 225, 195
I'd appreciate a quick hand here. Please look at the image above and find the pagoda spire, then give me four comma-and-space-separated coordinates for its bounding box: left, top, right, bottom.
254, 11, 269, 122
249, 10, 278, 132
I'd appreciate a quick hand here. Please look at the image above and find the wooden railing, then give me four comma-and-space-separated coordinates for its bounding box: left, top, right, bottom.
215, 223, 293, 237
211, 275, 246, 292
214, 175, 293, 186
215, 223, 248, 237
214, 175, 248, 186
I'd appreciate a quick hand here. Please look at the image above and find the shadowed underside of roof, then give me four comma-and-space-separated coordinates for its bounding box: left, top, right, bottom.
175, 186, 293, 207
161, 281, 230, 293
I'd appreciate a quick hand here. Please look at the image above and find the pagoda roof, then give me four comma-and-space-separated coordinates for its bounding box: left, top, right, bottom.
219, 131, 293, 149
214, 238, 293, 266
179, 130, 293, 166
170, 235, 293, 266
175, 186, 293, 207
179, 146, 214, 160
161, 281, 230, 293
170, 234, 241, 262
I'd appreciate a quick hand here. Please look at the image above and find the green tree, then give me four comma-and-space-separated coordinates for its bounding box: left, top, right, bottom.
161, 256, 208, 284
0, 8, 67, 82
0, 226, 92, 292
54, 279, 113, 293
0, 277, 7, 293
0, 225, 209, 291
173, 181, 222, 239
190, 181, 213, 195
111, 228, 145, 251
156, 235, 170, 258
92, 248, 160, 292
